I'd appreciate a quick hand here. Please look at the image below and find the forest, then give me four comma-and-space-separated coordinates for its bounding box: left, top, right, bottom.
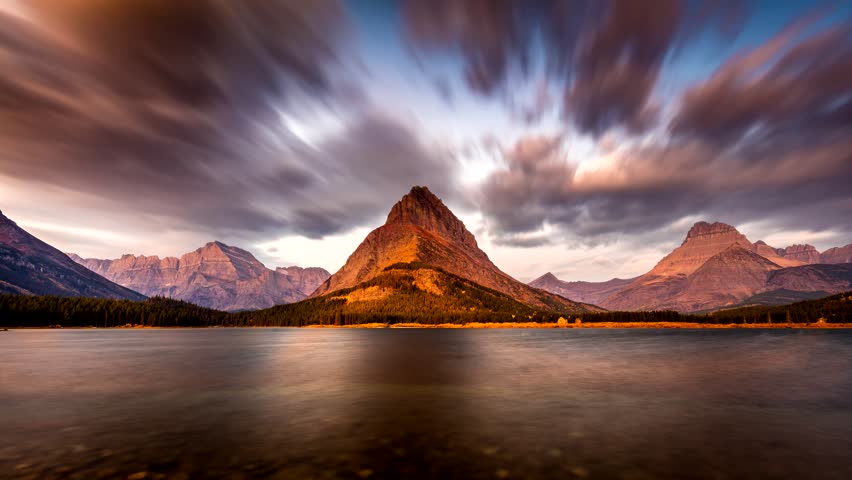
1, 291, 850, 328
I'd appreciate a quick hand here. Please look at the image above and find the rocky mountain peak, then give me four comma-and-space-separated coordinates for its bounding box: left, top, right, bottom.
780, 243, 821, 264
646, 221, 751, 277
538, 272, 558, 282
783, 244, 818, 254
685, 221, 740, 240
312, 187, 588, 312
385, 186, 476, 248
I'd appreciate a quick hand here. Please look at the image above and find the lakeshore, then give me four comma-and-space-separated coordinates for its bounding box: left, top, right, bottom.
306, 321, 852, 329
10, 322, 850, 329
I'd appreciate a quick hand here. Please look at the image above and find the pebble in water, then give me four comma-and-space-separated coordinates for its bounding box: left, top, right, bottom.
127, 472, 148, 480
482, 446, 499, 456
570, 466, 589, 478
496, 468, 510, 478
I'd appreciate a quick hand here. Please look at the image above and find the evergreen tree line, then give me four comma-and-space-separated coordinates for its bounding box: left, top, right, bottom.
1, 291, 850, 328
0, 295, 228, 328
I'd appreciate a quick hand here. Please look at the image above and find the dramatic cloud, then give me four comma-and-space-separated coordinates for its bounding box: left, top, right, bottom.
403, 0, 746, 136
670, 19, 852, 147
481, 132, 852, 245
0, 1, 458, 239
477, 10, 852, 246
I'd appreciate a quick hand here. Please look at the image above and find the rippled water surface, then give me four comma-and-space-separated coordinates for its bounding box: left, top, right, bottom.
1, 328, 851, 480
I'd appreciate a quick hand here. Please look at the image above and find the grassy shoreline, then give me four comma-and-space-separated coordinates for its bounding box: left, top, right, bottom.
306, 321, 852, 329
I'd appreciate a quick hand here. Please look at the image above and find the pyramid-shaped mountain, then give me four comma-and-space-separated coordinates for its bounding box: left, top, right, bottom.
0, 210, 144, 300
310, 186, 591, 314
288, 187, 598, 319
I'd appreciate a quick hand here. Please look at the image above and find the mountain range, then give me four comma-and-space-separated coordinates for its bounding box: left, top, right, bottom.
69, 244, 330, 311
4, 191, 851, 317
531, 222, 852, 313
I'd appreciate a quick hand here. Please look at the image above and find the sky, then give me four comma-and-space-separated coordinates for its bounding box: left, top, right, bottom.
0, 0, 850, 282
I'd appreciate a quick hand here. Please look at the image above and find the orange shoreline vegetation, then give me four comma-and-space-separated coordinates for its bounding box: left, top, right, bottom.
304, 322, 852, 329
11, 321, 852, 330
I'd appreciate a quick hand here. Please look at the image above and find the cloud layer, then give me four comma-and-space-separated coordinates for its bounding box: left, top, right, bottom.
479, 16, 852, 245
0, 1, 457, 239
403, 0, 746, 135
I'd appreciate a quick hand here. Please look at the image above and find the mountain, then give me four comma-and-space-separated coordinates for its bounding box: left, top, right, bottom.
602, 222, 771, 311
274, 266, 332, 297
0, 210, 144, 300
821, 244, 852, 264
534, 221, 852, 313
778, 244, 822, 264
528, 273, 636, 305
311, 186, 594, 314
764, 263, 852, 293
654, 245, 784, 312
71, 243, 329, 311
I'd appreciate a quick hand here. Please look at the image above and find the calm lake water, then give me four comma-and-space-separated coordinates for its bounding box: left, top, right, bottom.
1, 329, 851, 480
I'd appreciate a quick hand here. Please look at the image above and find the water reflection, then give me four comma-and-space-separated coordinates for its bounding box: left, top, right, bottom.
1, 329, 851, 479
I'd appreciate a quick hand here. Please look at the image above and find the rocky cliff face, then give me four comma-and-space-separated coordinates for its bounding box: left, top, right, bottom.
275, 266, 330, 296
752, 240, 807, 267
528, 273, 635, 306
649, 222, 752, 277
0, 210, 144, 300
821, 244, 852, 264
536, 221, 852, 313
313, 186, 593, 313
72, 243, 329, 311
779, 244, 822, 264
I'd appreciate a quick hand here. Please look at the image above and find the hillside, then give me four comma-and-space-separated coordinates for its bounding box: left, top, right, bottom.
235, 263, 576, 326
0, 210, 144, 300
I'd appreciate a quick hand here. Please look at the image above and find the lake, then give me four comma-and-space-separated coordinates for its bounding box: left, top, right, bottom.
1, 329, 851, 479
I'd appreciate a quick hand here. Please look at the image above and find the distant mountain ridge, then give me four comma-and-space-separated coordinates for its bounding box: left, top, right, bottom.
0, 210, 144, 300
311, 186, 594, 314
528, 273, 636, 306
70, 243, 329, 311
532, 221, 852, 313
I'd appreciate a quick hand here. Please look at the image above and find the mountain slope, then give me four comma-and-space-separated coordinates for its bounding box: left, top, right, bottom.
656, 245, 783, 312
821, 244, 852, 264
275, 266, 331, 297
237, 263, 582, 325
764, 263, 852, 293
0, 210, 144, 300
536, 221, 852, 313
312, 186, 593, 314
71, 243, 329, 311
603, 222, 755, 311
528, 273, 635, 305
